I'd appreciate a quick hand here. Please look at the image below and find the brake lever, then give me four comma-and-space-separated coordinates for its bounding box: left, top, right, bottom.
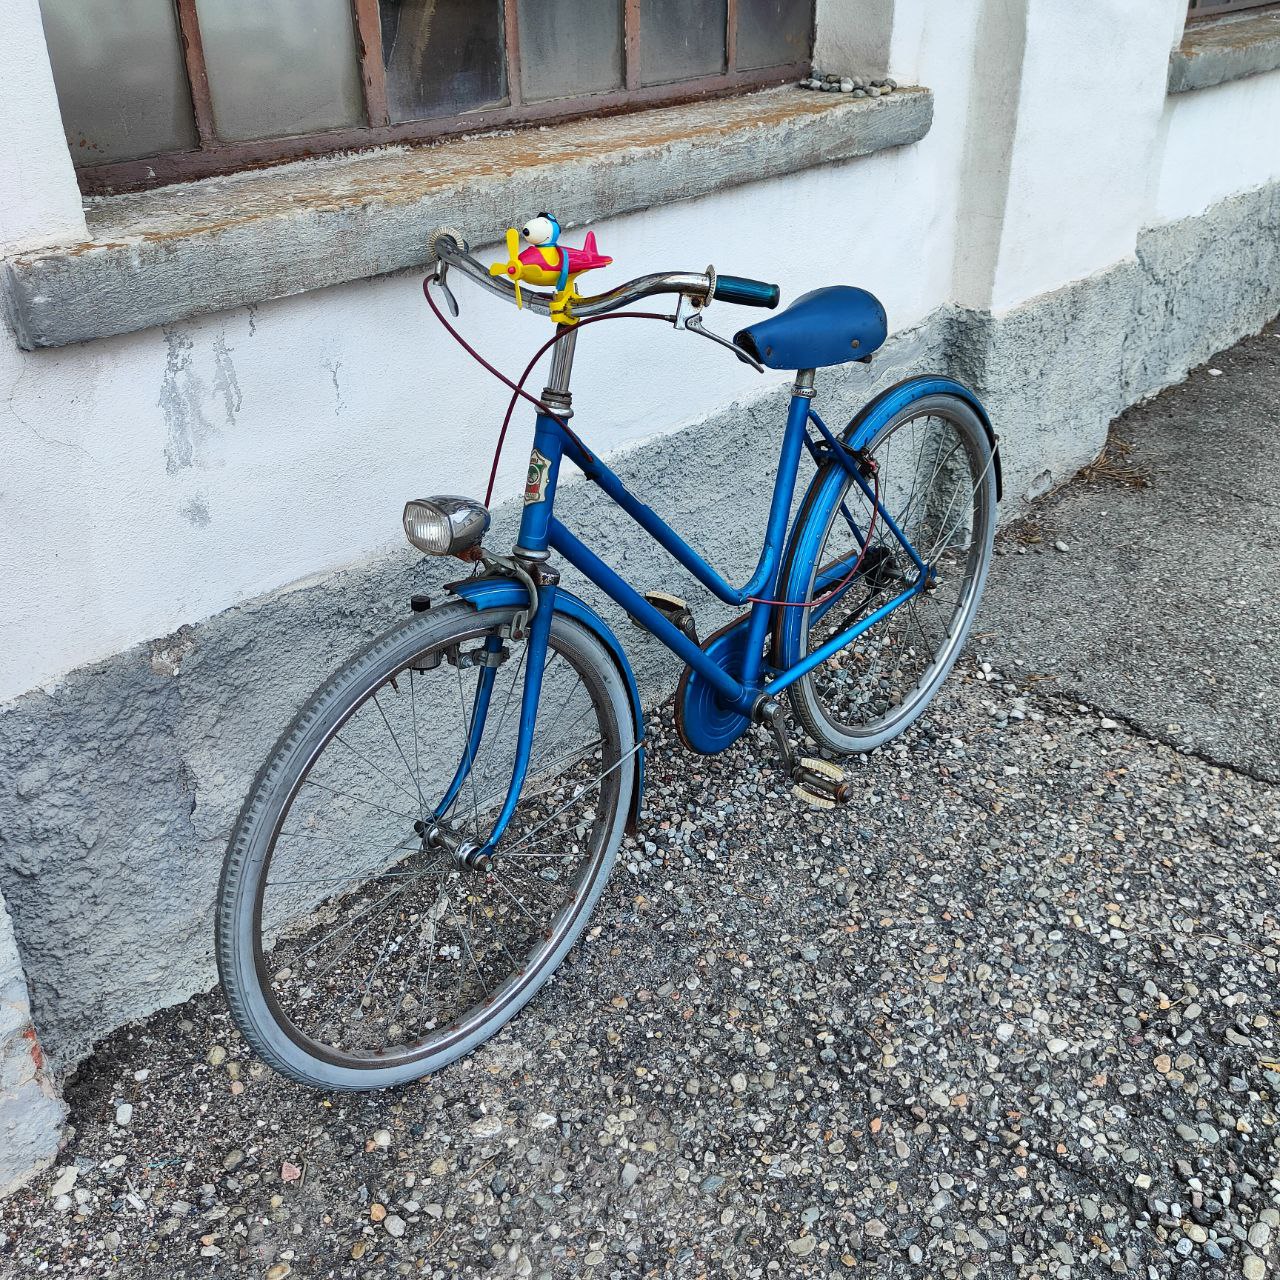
432, 258, 461, 318
674, 291, 764, 373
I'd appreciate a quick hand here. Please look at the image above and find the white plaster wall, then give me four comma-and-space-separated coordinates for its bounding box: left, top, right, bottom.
988, 0, 1187, 312
1151, 70, 1280, 224
0, 0, 85, 254
7, 0, 1265, 707
0, 2, 997, 708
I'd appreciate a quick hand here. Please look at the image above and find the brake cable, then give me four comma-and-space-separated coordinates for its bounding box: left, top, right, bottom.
422, 275, 877, 613
422, 277, 669, 506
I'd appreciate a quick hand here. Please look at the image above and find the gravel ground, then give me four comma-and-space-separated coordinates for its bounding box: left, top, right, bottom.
5, 333, 1280, 1279
2, 660, 1277, 1279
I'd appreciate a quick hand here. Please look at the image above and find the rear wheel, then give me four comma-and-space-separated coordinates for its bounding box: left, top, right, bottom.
788, 395, 997, 754
215, 601, 633, 1090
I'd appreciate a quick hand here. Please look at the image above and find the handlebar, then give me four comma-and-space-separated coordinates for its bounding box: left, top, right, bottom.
430, 231, 779, 318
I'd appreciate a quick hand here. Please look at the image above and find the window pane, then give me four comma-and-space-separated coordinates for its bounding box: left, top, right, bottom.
640, 0, 727, 86
517, 0, 623, 103
736, 0, 811, 71
195, 0, 363, 141
381, 0, 506, 123
39, 0, 197, 165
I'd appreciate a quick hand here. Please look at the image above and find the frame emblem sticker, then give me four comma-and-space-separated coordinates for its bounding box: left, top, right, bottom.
524, 448, 551, 504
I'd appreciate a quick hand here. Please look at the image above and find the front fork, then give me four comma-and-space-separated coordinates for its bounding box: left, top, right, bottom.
430, 582, 558, 859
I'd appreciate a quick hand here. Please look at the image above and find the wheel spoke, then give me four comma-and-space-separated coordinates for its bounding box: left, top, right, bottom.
229, 611, 630, 1076
796, 404, 993, 745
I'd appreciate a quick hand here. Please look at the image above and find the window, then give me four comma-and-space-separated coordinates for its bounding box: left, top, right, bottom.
1187, 0, 1277, 17
39, 0, 814, 194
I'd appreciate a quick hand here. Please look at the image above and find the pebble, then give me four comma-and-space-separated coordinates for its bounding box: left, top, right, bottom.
1243, 1257, 1265, 1280
115, 1103, 132, 1126
9, 649, 1280, 1279
383, 1214, 406, 1238
48, 1167, 77, 1198
371, 1128, 392, 1149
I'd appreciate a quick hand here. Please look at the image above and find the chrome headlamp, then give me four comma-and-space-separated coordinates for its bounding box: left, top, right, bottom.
402, 496, 490, 557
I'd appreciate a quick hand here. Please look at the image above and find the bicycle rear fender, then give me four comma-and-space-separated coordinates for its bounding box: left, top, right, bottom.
450, 577, 645, 834
771, 375, 1002, 671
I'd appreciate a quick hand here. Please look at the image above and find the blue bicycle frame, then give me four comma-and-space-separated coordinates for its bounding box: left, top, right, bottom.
448, 367, 950, 855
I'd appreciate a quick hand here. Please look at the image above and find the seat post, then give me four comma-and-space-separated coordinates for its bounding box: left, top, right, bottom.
793, 368, 816, 399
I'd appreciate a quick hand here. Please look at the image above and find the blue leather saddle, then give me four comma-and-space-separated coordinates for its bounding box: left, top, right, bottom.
734, 285, 887, 370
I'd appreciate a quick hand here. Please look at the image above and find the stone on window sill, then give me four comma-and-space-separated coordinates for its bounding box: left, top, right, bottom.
2, 86, 932, 351
1169, 10, 1280, 94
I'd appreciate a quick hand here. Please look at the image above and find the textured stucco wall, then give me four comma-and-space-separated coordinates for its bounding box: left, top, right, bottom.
987, 0, 1188, 313
5, 178, 1280, 1071
0, 889, 65, 1194
0, 141, 966, 709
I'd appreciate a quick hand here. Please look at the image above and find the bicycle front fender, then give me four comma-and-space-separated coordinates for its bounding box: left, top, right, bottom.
771, 375, 1002, 671
449, 577, 645, 834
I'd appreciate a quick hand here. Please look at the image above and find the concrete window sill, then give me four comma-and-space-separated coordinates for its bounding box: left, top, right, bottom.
1169, 9, 1280, 93
3, 86, 932, 351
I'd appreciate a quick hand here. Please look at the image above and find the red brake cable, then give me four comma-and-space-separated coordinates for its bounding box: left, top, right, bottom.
423, 276, 879, 613
421, 278, 668, 506
746, 465, 881, 609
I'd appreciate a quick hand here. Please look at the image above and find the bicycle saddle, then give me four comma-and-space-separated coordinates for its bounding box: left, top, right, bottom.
733, 285, 887, 370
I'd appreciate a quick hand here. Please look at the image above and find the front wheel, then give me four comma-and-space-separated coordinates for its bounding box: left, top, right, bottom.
215, 600, 633, 1090
787, 394, 997, 755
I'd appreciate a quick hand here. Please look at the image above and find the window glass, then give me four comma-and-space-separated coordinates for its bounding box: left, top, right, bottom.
195, 0, 364, 141
736, 0, 811, 71
640, 0, 727, 86
39, 0, 197, 165
517, 0, 623, 103
381, 0, 506, 122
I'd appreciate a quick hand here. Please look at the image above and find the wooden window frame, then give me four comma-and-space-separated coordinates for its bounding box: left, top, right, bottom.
77, 0, 812, 195
1187, 0, 1278, 19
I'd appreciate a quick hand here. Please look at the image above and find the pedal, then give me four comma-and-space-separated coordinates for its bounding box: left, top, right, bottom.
792, 783, 836, 810
791, 757, 851, 807
640, 591, 699, 646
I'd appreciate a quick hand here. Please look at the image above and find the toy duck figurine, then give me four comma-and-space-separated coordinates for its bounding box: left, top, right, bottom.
489, 212, 613, 325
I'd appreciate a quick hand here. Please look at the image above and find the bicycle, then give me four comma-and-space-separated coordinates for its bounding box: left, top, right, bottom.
216, 219, 1002, 1089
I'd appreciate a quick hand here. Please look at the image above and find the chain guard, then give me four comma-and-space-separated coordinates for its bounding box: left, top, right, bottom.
674, 614, 755, 755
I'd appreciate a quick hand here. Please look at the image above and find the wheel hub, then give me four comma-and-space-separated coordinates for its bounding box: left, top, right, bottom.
415, 819, 493, 872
